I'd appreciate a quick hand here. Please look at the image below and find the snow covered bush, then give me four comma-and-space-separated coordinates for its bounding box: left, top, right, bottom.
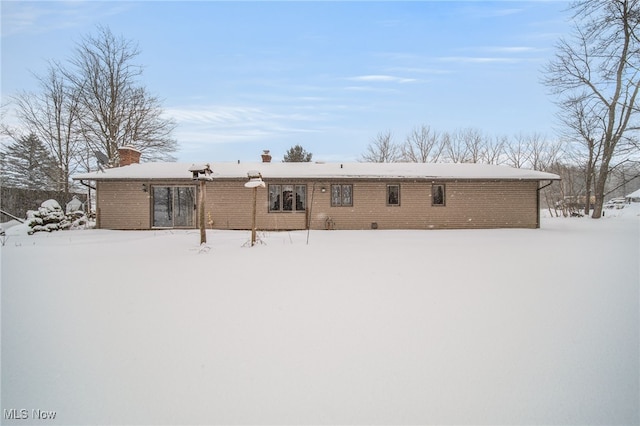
25, 199, 90, 234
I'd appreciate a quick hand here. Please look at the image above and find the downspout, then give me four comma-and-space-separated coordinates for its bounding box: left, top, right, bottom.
78, 179, 97, 190
536, 180, 554, 229
77, 179, 97, 227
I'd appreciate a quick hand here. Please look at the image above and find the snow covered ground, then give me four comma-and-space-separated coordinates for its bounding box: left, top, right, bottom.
1, 206, 639, 425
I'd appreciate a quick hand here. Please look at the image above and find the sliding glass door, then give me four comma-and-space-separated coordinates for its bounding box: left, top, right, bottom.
152, 186, 196, 228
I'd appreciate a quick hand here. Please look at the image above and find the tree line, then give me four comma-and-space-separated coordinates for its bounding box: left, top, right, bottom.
359, 125, 639, 216
361, 127, 565, 170
1, 26, 177, 198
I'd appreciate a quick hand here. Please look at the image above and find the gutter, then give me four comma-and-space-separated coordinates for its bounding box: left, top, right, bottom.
78, 179, 97, 190
537, 180, 555, 191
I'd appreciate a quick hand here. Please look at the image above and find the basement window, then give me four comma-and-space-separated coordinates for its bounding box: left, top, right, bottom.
432, 184, 445, 206
331, 184, 353, 207
387, 184, 400, 206
269, 184, 306, 212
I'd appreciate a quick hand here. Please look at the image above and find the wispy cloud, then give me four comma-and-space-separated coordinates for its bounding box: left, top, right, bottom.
438, 56, 520, 64
348, 75, 417, 84
1, 2, 133, 37
458, 5, 526, 19
437, 44, 547, 65
487, 8, 525, 17
482, 46, 541, 54
343, 86, 398, 93
163, 104, 325, 151
386, 66, 452, 75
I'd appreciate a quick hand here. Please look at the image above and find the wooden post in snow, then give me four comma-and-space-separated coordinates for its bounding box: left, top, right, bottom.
251, 186, 257, 246
199, 179, 206, 244
189, 163, 213, 246
245, 170, 265, 247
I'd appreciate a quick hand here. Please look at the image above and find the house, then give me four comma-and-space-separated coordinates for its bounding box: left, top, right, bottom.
625, 188, 640, 203
72, 147, 560, 231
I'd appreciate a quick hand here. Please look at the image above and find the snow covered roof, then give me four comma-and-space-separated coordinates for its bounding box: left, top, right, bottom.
626, 188, 640, 198
72, 161, 560, 181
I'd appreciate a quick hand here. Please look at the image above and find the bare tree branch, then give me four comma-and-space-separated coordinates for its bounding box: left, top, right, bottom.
66, 26, 177, 164
543, 0, 640, 218
360, 130, 400, 163
400, 125, 444, 163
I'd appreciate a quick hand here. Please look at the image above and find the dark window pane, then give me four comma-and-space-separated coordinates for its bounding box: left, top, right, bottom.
295, 185, 306, 211
269, 185, 281, 211
153, 187, 173, 227
174, 187, 195, 227
433, 184, 445, 206
331, 185, 342, 206
331, 184, 353, 207
388, 185, 399, 205
282, 185, 294, 211
342, 185, 353, 206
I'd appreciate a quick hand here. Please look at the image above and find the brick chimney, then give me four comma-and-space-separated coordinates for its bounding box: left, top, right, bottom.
261, 150, 272, 163
118, 146, 141, 166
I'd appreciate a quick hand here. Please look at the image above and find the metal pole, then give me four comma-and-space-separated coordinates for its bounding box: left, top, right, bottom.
251, 186, 257, 246
306, 183, 316, 245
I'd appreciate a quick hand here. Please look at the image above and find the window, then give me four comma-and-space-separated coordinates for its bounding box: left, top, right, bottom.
432, 184, 445, 206
331, 184, 353, 207
152, 186, 196, 227
387, 184, 400, 206
269, 184, 306, 212
295, 185, 306, 211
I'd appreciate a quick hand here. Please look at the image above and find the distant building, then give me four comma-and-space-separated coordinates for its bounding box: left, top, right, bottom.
72, 147, 560, 231
625, 188, 640, 203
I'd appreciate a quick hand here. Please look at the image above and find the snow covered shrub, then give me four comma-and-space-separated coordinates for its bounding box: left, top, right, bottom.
66, 210, 91, 230
25, 199, 91, 234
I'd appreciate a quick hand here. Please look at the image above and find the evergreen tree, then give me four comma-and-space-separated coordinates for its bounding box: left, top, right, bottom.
283, 145, 313, 162
0, 133, 59, 190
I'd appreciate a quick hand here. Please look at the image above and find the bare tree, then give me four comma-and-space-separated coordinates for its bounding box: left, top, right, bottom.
504, 134, 533, 168
442, 130, 468, 163
526, 133, 564, 172
439, 128, 490, 163
557, 96, 607, 214
66, 26, 177, 164
481, 135, 506, 165
543, 0, 640, 218
12, 62, 81, 195
462, 128, 486, 163
401, 125, 443, 162
360, 130, 400, 162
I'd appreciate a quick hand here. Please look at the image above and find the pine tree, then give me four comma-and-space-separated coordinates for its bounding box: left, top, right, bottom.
283, 145, 313, 162
0, 133, 59, 190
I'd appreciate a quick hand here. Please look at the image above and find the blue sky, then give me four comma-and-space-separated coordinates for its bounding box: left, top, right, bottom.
1, 1, 571, 162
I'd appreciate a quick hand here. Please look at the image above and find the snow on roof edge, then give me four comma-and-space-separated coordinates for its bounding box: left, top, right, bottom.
72, 161, 561, 181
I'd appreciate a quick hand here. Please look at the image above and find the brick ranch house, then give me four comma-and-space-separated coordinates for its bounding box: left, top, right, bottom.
72, 147, 560, 231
